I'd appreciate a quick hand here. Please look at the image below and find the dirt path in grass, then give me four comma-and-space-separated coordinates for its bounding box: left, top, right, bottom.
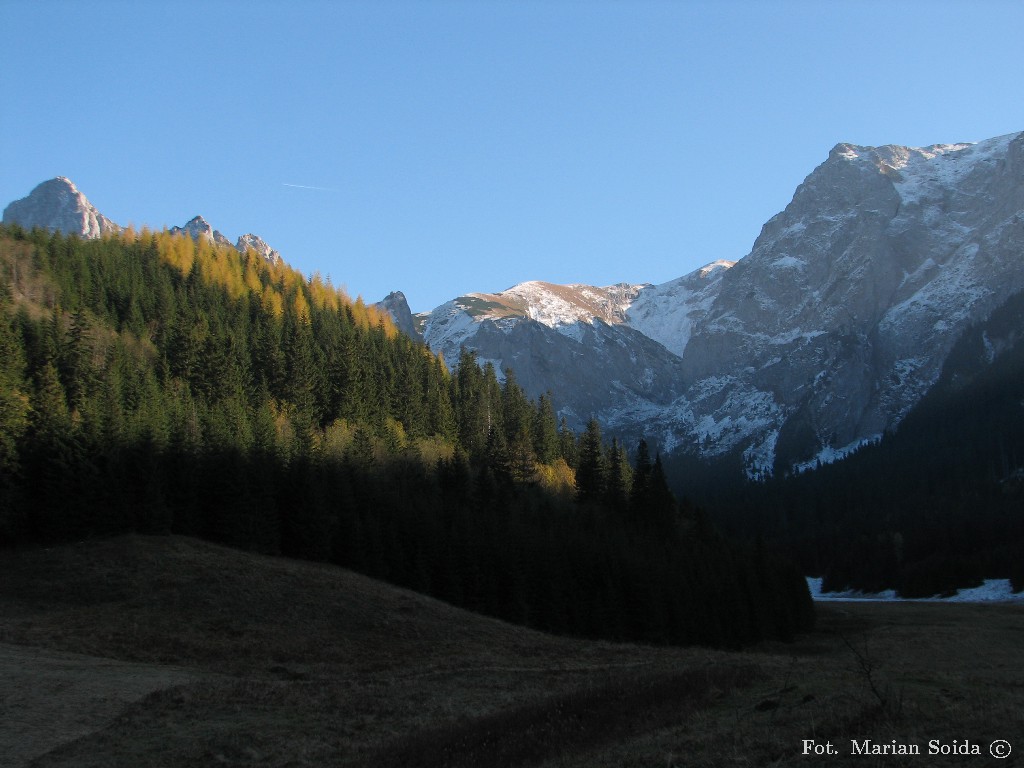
0, 642, 199, 768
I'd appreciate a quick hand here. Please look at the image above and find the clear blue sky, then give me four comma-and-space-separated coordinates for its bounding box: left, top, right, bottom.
2, 1, 1022, 313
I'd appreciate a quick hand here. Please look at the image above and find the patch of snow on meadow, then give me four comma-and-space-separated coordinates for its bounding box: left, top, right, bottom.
806, 577, 1024, 603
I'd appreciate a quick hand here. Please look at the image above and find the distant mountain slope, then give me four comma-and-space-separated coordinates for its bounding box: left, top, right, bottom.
419, 281, 687, 428
625, 260, 735, 356
420, 131, 1024, 475
420, 281, 646, 362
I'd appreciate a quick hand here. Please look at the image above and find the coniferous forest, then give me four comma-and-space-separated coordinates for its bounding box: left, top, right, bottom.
0, 224, 813, 647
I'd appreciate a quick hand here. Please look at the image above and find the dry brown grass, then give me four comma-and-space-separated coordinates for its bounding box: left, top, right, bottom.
542, 602, 1024, 768
2, 535, 1022, 767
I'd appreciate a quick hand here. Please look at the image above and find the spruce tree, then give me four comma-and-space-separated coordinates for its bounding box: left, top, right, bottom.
647, 454, 678, 526
455, 349, 488, 458
533, 393, 560, 464
575, 418, 606, 505
558, 417, 578, 468
500, 368, 533, 446
426, 356, 457, 441
629, 439, 653, 520
604, 437, 630, 516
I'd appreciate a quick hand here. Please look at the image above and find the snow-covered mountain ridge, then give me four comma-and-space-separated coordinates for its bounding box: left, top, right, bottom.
420, 262, 739, 361
419, 131, 1024, 475
421, 281, 649, 365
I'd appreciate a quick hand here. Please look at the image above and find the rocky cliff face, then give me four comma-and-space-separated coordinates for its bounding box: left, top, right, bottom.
236, 233, 282, 265
421, 132, 1024, 474
2, 177, 120, 238
668, 132, 1024, 472
375, 291, 422, 342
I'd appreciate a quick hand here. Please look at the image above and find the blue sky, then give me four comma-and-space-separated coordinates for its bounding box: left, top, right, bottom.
2, 1, 1022, 313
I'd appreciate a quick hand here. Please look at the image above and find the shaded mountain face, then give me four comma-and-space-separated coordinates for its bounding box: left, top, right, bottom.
679, 132, 1024, 473
375, 291, 422, 342
420, 132, 1024, 474
2, 177, 120, 238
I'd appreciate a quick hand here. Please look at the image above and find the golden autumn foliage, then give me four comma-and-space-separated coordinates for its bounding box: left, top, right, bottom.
143, 230, 394, 333
320, 418, 359, 461
535, 457, 577, 502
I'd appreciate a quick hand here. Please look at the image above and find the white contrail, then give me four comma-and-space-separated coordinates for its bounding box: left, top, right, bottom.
282, 182, 338, 192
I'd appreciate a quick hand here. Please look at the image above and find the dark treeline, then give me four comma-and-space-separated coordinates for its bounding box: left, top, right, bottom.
699, 291, 1024, 598
0, 224, 812, 645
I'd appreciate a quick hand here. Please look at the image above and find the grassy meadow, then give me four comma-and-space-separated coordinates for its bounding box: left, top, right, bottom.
1, 535, 1021, 767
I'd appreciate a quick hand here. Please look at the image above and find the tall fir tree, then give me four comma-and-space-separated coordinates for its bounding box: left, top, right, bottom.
575, 418, 606, 505
533, 393, 560, 464
604, 437, 631, 516
628, 438, 654, 523
558, 416, 578, 468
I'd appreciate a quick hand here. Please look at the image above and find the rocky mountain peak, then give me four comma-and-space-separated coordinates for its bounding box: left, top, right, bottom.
4, 176, 289, 270
170, 219, 285, 266
375, 291, 422, 342
170, 215, 233, 249
236, 233, 282, 265
2, 177, 121, 238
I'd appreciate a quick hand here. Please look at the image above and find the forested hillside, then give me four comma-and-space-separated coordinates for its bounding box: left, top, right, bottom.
0, 224, 812, 646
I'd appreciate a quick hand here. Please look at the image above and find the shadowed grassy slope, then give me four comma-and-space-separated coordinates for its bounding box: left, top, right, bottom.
3, 536, 1021, 768
0, 534, 567, 674
0, 535, 756, 767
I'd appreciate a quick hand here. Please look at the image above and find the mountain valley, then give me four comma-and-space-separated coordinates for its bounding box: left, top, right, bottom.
7, 131, 1023, 478
4, 130, 1024, 598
